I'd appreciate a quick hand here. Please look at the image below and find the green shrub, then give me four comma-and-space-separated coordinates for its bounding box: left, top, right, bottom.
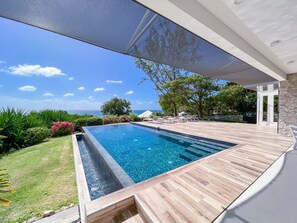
38, 110, 72, 128
24, 111, 47, 129
74, 117, 103, 131
0, 128, 6, 152
102, 115, 120, 125
25, 127, 50, 146
0, 108, 27, 152
152, 112, 164, 117
37, 110, 93, 128
128, 113, 142, 122
0, 107, 96, 153
51, 122, 74, 137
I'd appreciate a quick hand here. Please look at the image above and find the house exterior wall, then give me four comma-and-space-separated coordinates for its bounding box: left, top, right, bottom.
279, 73, 297, 136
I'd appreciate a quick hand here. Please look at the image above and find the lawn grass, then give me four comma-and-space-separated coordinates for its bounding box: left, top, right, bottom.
0, 136, 78, 223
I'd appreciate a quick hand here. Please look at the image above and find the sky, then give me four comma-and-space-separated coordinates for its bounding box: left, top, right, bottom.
0, 17, 161, 111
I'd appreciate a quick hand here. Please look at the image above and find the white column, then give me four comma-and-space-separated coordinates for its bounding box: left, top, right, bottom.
257, 86, 263, 125
267, 84, 275, 125
267, 94, 274, 125
257, 93, 263, 125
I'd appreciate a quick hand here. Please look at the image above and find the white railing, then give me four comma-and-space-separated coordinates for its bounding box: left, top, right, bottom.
289, 123, 297, 149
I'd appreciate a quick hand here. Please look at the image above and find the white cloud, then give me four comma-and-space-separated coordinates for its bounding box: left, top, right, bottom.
106, 80, 123, 84
18, 85, 37, 92
43, 92, 54, 97
125, 90, 134, 95
0, 95, 102, 110
94, 87, 105, 92
78, 86, 85, 91
63, 93, 74, 97
113, 94, 118, 97
0, 60, 6, 64
68, 77, 74, 81
88, 96, 95, 101
9, 64, 65, 77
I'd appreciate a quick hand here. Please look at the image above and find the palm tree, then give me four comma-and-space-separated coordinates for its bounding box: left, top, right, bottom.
0, 128, 6, 149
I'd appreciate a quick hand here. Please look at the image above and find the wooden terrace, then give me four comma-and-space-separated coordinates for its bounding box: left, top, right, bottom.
84, 121, 293, 223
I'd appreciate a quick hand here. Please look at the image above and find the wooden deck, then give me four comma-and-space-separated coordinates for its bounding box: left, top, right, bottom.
86, 121, 293, 223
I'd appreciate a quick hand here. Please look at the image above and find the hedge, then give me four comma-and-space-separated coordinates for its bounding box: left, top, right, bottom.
25, 127, 50, 146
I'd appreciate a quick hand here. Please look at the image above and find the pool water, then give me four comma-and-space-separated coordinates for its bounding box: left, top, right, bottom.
85, 124, 235, 183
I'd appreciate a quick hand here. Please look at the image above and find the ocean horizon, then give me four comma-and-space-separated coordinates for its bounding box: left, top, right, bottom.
67, 109, 162, 117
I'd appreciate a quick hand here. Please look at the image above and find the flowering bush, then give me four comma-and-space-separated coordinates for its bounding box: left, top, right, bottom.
101, 114, 141, 125
119, 115, 131, 123
102, 115, 119, 125
51, 122, 74, 137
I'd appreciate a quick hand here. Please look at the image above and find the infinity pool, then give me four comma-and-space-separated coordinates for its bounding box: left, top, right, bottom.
83, 124, 235, 184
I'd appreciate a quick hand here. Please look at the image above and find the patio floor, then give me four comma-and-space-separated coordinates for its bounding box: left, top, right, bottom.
86, 121, 293, 223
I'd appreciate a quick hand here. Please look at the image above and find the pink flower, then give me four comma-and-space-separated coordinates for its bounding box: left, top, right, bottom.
51, 121, 74, 136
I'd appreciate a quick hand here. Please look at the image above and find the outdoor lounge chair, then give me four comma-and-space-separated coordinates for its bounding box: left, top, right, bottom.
167, 117, 179, 124
155, 117, 165, 124
178, 116, 187, 123
185, 115, 199, 122
143, 117, 154, 122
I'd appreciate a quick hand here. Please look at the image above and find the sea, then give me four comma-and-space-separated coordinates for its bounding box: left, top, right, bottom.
67, 110, 162, 117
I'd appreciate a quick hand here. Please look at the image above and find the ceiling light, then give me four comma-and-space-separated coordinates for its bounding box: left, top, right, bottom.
234, 0, 244, 4
270, 40, 280, 47
287, 60, 295, 65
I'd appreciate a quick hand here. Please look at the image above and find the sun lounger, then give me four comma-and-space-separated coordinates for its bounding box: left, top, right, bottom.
155, 117, 165, 124
143, 117, 153, 122
185, 115, 199, 122
178, 116, 187, 123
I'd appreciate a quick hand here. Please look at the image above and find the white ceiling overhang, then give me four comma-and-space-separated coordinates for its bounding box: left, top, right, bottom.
137, 0, 291, 82
0, 0, 281, 85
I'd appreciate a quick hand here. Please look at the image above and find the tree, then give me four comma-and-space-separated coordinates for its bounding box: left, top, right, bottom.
136, 59, 187, 116
183, 75, 219, 118
135, 59, 187, 95
101, 98, 131, 116
161, 77, 189, 115
215, 83, 256, 115
134, 18, 203, 116
161, 75, 219, 117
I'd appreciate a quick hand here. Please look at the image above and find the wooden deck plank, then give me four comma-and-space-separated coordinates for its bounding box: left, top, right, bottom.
86, 121, 293, 223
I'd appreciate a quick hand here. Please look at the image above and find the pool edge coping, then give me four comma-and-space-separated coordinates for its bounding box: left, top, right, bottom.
82, 126, 135, 188
132, 122, 237, 146
72, 134, 90, 223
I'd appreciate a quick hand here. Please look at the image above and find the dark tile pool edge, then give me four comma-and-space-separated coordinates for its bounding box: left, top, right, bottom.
82, 127, 135, 188
72, 134, 90, 223
132, 122, 237, 147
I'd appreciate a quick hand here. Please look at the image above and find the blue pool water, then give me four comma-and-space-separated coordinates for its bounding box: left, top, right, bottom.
84, 124, 235, 183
